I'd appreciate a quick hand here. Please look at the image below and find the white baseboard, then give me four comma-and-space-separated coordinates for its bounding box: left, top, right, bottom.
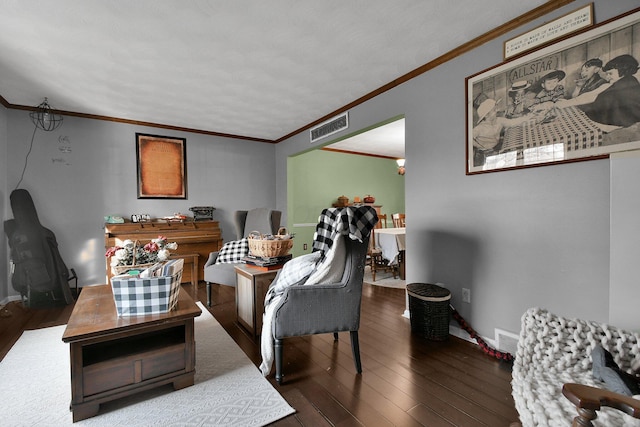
402, 311, 496, 348
1, 295, 22, 305
449, 323, 497, 348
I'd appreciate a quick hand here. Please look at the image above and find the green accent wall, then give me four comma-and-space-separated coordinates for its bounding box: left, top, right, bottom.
287, 149, 405, 256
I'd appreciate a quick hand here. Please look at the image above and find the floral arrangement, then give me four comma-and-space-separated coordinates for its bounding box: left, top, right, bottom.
105, 235, 178, 268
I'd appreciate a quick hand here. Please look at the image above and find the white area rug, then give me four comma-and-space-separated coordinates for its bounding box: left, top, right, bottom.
1, 302, 295, 426
363, 266, 406, 289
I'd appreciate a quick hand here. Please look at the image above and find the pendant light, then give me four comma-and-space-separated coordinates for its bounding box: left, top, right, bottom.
29, 97, 63, 131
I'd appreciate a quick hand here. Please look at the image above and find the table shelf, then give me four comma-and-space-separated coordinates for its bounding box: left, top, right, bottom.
82, 325, 185, 366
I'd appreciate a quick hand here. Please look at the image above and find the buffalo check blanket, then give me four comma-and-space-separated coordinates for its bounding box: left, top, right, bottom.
312, 206, 378, 255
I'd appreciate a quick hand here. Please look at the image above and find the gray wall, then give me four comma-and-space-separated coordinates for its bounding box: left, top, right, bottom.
0, 105, 7, 302
610, 151, 640, 331
3, 109, 277, 297
276, 0, 639, 337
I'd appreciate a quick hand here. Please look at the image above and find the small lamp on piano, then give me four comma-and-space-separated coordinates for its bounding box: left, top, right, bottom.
396, 158, 405, 175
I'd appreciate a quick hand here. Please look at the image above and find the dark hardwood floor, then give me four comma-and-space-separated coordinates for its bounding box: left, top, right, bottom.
0, 281, 520, 426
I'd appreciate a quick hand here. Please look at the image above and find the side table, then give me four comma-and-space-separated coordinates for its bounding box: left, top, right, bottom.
234, 264, 282, 340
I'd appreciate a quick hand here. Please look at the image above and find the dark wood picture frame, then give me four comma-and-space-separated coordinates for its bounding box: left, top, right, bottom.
136, 133, 187, 199
466, 7, 640, 175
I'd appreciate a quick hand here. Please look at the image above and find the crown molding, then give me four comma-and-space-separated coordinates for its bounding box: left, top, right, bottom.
275, 0, 574, 143
1, 0, 573, 144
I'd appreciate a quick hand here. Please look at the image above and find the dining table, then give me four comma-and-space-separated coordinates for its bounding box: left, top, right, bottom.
375, 227, 406, 279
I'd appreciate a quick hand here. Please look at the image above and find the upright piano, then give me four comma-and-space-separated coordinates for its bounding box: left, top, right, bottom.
105, 220, 222, 284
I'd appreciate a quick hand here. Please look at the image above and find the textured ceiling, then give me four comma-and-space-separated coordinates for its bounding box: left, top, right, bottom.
326, 118, 406, 159
0, 0, 548, 145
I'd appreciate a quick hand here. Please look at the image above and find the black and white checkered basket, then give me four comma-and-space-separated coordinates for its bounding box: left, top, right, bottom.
110, 271, 182, 316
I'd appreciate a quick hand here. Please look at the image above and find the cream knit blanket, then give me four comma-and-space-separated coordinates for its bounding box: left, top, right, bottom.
512, 307, 640, 426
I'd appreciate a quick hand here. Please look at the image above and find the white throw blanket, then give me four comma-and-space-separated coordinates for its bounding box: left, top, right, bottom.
260, 292, 284, 375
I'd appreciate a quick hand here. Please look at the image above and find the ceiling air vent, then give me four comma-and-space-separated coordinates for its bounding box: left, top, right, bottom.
310, 112, 349, 143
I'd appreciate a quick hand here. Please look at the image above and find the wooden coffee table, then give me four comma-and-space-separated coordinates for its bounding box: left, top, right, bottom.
62, 284, 201, 422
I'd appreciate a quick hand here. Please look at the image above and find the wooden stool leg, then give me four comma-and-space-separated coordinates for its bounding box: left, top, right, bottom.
191, 256, 198, 288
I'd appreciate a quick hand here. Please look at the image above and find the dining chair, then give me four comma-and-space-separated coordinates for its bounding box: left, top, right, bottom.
392, 213, 405, 227
368, 214, 399, 281
366, 213, 384, 271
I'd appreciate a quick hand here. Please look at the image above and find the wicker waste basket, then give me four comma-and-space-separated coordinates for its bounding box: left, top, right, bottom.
407, 283, 451, 341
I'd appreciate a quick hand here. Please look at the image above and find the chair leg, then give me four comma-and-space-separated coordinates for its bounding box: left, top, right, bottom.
206, 282, 212, 307
275, 338, 284, 384
333, 332, 339, 341
350, 331, 362, 374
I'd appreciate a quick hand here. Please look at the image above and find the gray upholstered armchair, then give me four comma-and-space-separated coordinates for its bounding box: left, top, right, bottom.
203, 208, 281, 306
267, 206, 375, 384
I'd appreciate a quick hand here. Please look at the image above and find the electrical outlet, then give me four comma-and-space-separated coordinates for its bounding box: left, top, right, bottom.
462, 288, 471, 303
303, 243, 308, 250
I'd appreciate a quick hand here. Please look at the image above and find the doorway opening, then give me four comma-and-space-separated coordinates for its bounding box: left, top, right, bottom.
286, 116, 405, 257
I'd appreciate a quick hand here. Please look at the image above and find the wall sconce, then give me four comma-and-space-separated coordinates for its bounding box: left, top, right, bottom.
396, 158, 405, 175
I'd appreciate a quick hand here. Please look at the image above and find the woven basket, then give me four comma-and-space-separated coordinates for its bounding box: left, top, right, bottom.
407, 283, 451, 341
111, 262, 154, 276
110, 240, 155, 275
248, 227, 293, 258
